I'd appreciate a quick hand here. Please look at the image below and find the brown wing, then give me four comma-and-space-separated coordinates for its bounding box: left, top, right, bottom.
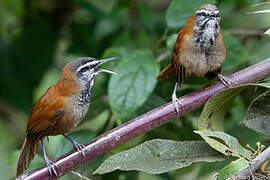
26, 84, 65, 139
171, 23, 194, 88
158, 14, 195, 87
171, 27, 186, 86
156, 30, 186, 82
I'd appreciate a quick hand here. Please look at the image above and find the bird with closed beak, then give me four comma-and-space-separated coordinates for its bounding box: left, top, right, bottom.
16, 57, 117, 177
157, 4, 232, 113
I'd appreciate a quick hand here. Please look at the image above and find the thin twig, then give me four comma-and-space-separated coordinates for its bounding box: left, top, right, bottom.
16, 58, 270, 180
247, 9, 270, 14
153, 27, 170, 52
71, 170, 91, 180
230, 146, 270, 179
156, 51, 170, 62
251, 2, 270, 7
104, 112, 115, 132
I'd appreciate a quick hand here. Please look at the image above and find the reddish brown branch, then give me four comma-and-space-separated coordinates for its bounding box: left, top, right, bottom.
17, 58, 270, 180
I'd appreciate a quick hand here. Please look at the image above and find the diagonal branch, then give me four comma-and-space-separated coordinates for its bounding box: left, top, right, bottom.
17, 58, 270, 180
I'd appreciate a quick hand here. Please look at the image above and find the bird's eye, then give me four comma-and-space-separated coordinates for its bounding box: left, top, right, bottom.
80, 67, 89, 73
198, 12, 206, 16
88, 65, 93, 69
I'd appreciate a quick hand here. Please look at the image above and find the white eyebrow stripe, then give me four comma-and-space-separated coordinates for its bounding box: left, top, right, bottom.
197, 9, 219, 15
197, 9, 212, 14
76, 61, 96, 72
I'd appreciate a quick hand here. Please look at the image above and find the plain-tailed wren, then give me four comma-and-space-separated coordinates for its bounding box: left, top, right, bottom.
157, 4, 231, 113
16, 57, 117, 177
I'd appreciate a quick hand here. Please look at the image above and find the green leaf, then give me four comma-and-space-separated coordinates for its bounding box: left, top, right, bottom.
56, 129, 96, 157
0, 0, 24, 39
195, 130, 252, 160
166, 33, 178, 52
6, 150, 20, 173
165, 0, 215, 28
197, 157, 234, 178
136, 94, 166, 116
199, 83, 270, 131
108, 49, 160, 120
94, 9, 127, 40
87, 0, 116, 14
199, 86, 246, 131
82, 110, 110, 132
217, 158, 249, 180
229, 96, 246, 124
243, 91, 270, 136
134, 30, 155, 50
247, 38, 270, 64
265, 29, 270, 36
218, 0, 236, 18
223, 33, 250, 70
93, 140, 224, 175
123, 93, 166, 121
102, 46, 130, 69
109, 134, 145, 155
33, 68, 61, 102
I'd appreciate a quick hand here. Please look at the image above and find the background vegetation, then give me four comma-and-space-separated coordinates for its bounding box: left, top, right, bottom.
0, 0, 270, 179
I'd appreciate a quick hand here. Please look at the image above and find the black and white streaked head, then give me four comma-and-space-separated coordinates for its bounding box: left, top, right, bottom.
69, 57, 117, 83
193, 4, 221, 51
68, 57, 117, 106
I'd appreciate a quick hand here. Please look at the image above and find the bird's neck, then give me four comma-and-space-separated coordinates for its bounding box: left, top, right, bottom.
76, 80, 94, 107
193, 19, 220, 51
57, 68, 80, 96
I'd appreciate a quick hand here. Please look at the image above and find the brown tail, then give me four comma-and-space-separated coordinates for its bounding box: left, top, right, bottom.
157, 63, 173, 80
16, 137, 39, 177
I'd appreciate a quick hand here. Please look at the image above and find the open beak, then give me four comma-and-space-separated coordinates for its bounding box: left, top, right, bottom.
95, 57, 117, 75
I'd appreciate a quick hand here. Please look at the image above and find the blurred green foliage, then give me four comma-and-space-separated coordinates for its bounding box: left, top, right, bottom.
0, 0, 270, 179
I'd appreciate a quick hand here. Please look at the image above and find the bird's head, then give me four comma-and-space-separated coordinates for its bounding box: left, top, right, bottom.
69, 57, 117, 83
195, 4, 220, 30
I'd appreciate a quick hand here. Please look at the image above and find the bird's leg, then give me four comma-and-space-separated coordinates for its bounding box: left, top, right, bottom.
217, 73, 233, 87
63, 134, 85, 158
41, 138, 58, 177
172, 82, 182, 114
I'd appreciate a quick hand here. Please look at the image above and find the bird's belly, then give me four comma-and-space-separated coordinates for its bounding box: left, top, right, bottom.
70, 103, 89, 127
50, 101, 90, 135
183, 51, 209, 77
205, 51, 223, 71
183, 50, 222, 77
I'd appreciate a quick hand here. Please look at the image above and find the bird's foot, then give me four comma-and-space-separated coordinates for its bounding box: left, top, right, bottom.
172, 93, 182, 114
72, 141, 86, 158
63, 134, 86, 158
44, 156, 58, 177
218, 74, 233, 87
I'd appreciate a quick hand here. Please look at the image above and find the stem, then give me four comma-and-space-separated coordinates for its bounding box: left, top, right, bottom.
231, 146, 270, 179
153, 27, 170, 52
17, 58, 270, 180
